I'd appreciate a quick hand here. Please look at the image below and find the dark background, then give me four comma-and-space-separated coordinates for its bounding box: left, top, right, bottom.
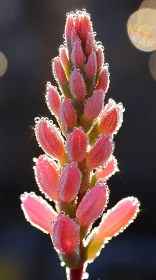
0, 0, 156, 279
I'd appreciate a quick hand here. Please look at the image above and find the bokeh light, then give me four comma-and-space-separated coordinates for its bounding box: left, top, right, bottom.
149, 50, 156, 80
127, 8, 156, 52
140, 0, 156, 10
0, 52, 8, 77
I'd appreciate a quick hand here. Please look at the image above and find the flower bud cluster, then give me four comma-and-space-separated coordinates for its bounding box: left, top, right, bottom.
20, 10, 140, 277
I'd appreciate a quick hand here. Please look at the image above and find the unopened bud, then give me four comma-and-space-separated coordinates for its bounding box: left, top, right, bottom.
70, 69, 86, 100
65, 14, 75, 42
75, 12, 92, 42
59, 46, 70, 68
85, 51, 97, 79
96, 46, 104, 69
52, 213, 80, 255
96, 67, 110, 93
85, 32, 94, 56
52, 57, 68, 83
84, 89, 104, 121
60, 98, 77, 131
46, 82, 61, 118
98, 99, 124, 135
66, 128, 88, 162
71, 39, 85, 69
34, 155, 59, 201
57, 162, 82, 203
86, 134, 113, 170
76, 182, 108, 227
35, 118, 65, 162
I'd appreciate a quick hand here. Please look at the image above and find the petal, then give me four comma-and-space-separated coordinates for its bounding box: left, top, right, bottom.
20, 192, 57, 234
95, 156, 119, 181
76, 182, 109, 227
96, 197, 140, 240
34, 154, 59, 201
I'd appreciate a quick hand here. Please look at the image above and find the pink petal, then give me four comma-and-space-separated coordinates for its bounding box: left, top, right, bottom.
52, 57, 68, 83
95, 156, 119, 181
85, 51, 97, 79
71, 39, 85, 69
57, 162, 82, 203
86, 134, 114, 170
35, 118, 65, 162
96, 67, 110, 93
70, 69, 86, 100
45, 82, 61, 118
96, 197, 140, 240
76, 182, 109, 227
20, 192, 57, 234
60, 98, 77, 131
34, 154, 59, 201
84, 89, 104, 121
66, 127, 88, 163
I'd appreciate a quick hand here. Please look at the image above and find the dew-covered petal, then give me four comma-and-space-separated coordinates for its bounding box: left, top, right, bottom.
35, 118, 65, 162
99, 99, 124, 135
34, 154, 59, 201
20, 192, 57, 234
96, 197, 140, 240
96, 67, 110, 93
86, 134, 114, 170
84, 89, 104, 121
57, 162, 82, 203
66, 127, 88, 163
95, 156, 118, 181
52, 213, 80, 255
46, 82, 61, 118
85, 51, 97, 79
71, 39, 85, 69
76, 182, 109, 227
52, 57, 68, 83
70, 69, 86, 100
60, 98, 77, 131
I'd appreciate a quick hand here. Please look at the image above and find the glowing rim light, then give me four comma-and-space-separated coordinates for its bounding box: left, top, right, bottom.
127, 8, 156, 52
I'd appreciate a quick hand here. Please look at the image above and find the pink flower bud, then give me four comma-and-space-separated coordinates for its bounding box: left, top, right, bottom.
76, 182, 109, 227
75, 12, 92, 42
52, 57, 68, 83
96, 46, 104, 69
84, 89, 104, 121
85, 51, 97, 79
45, 82, 61, 118
71, 28, 79, 46
20, 192, 57, 234
86, 134, 114, 170
35, 118, 65, 161
71, 39, 85, 68
96, 67, 110, 93
34, 155, 59, 201
59, 46, 70, 68
70, 69, 86, 100
66, 128, 88, 162
95, 197, 140, 240
98, 99, 124, 135
57, 162, 82, 203
85, 32, 94, 56
65, 14, 75, 41
95, 156, 118, 181
60, 98, 77, 131
52, 213, 80, 255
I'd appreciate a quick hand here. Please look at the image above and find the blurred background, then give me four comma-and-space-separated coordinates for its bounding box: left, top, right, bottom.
0, 0, 156, 279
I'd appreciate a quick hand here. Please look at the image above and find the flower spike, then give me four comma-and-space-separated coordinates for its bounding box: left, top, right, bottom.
21, 9, 140, 280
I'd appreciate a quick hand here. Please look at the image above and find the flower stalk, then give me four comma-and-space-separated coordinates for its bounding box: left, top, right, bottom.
20, 9, 140, 280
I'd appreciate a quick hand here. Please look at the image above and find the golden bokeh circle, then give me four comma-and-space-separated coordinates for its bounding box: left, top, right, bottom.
127, 8, 156, 52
